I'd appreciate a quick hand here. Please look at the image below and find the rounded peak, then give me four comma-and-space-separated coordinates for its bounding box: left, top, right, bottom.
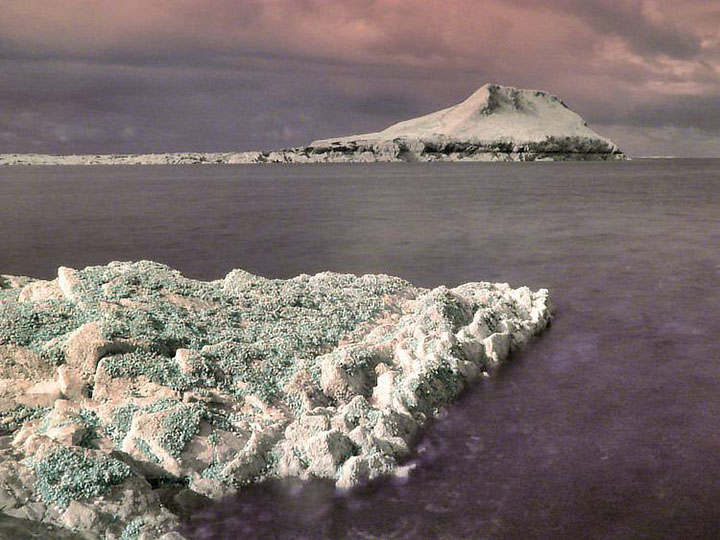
459, 84, 567, 115
472, 83, 558, 98
312, 82, 620, 152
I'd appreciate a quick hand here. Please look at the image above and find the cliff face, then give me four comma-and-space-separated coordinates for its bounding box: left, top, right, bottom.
307, 84, 626, 162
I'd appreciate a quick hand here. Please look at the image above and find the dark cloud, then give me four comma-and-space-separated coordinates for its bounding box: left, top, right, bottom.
0, 58, 460, 154
0, 0, 718, 156
553, 0, 702, 59
349, 93, 427, 119
629, 94, 720, 131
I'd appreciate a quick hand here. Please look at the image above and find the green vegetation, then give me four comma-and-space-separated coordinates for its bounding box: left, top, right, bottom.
158, 404, 204, 458
134, 438, 161, 464
0, 405, 51, 435
0, 262, 410, 411
32, 446, 132, 509
104, 404, 140, 449
0, 298, 77, 357
1, 261, 548, 503
119, 518, 144, 540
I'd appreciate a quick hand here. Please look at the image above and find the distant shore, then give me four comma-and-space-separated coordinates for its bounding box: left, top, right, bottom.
0, 145, 627, 167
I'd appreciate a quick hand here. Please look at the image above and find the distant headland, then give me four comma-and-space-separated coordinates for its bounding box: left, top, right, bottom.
0, 84, 626, 165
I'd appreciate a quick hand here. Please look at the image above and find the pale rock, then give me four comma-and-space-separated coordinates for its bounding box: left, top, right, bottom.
222, 428, 282, 484
62, 322, 108, 385
91, 358, 115, 401
347, 425, 373, 452
180, 426, 247, 472
372, 411, 415, 456
57, 267, 81, 301
455, 358, 483, 381
0, 275, 29, 289
46, 423, 87, 447
61, 500, 100, 530
187, 474, 234, 501
0, 261, 553, 538
21, 379, 63, 407
4, 501, 46, 521
173, 349, 196, 374
483, 332, 511, 363
371, 369, 397, 408
284, 369, 330, 410
0, 461, 33, 505
11, 424, 40, 452
364, 449, 397, 479
303, 429, 353, 478
394, 341, 418, 374
123, 409, 181, 476
18, 280, 64, 303
393, 461, 417, 479
57, 364, 88, 400
337, 455, 370, 490
320, 353, 371, 403
105, 477, 161, 521
159, 533, 188, 540
0, 345, 54, 381
162, 292, 215, 311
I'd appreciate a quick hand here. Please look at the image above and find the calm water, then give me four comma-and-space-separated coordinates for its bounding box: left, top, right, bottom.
1, 160, 719, 539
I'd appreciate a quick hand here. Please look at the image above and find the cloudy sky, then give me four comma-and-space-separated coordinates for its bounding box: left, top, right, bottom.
1, 0, 719, 157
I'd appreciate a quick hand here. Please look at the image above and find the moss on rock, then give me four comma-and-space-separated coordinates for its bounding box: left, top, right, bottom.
31, 446, 132, 509
0, 261, 552, 538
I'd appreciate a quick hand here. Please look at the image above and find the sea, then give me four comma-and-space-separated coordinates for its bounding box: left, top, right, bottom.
1, 159, 719, 539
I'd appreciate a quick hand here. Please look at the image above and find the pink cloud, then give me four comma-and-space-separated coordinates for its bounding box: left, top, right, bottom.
1, 0, 718, 155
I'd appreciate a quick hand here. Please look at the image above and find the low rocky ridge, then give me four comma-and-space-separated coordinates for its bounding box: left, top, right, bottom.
0, 262, 552, 538
0, 84, 625, 166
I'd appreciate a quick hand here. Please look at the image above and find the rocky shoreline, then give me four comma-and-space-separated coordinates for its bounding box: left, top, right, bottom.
0, 262, 551, 538
0, 140, 625, 167
0, 85, 627, 166
0, 136, 624, 166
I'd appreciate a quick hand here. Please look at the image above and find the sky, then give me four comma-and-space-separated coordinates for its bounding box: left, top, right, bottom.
1, 0, 719, 157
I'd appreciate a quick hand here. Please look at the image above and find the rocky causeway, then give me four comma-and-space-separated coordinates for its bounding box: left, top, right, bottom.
0, 84, 625, 166
0, 261, 551, 538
